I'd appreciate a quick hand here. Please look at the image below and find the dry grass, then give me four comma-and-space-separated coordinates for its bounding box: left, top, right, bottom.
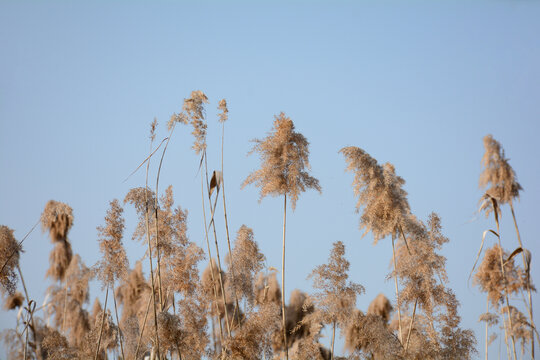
3, 91, 535, 360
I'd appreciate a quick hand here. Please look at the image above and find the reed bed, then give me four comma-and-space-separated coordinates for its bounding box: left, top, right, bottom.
1, 90, 535, 360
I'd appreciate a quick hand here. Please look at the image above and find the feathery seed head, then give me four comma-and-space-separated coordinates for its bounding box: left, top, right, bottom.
242, 112, 321, 210
41, 200, 74, 243
218, 99, 228, 123
0, 226, 21, 296
479, 135, 522, 215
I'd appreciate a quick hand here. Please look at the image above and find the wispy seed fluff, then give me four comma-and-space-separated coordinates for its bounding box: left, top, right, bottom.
41, 200, 74, 282
340, 146, 411, 243
367, 293, 393, 324
96, 199, 129, 288
217, 99, 228, 123
0, 226, 21, 296
227, 225, 265, 304
41, 200, 74, 243
242, 113, 321, 210
479, 135, 522, 210
183, 90, 209, 155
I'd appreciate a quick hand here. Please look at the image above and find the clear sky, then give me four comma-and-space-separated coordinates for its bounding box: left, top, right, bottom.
1, 1, 539, 358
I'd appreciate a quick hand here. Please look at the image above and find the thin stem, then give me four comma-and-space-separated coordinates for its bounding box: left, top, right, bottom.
405, 299, 417, 352
17, 264, 37, 359
94, 285, 109, 360
486, 297, 489, 360
220, 122, 241, 329
330, 321, 336, 360
23, 309, 29, 360
281, 194, 289, 360
135, 292, 152, 360
154, 124, 176, 312
510, 204, 535, 359
391, 237, 403, 344
200, 170, 225, 348
492, 209, 517, 360
145, 148, 161, 360
61, 280, 68, 334
112, 284, 125, 360
203, 151, 231, 336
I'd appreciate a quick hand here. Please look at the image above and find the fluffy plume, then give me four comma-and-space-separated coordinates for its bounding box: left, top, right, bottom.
340, 146, 412, 243
227, 225, 265, 305
224, 302, 281, 359
255, 271, 281, 306
96, 199, 129, 287
183, 90, 209, 155
80, 299, 119, 359
368, 293, 393, 324
116, 261, 150, 325
306, 241, 364, 338
63, 254, 92, 347
345, 310, 402, 359
474, 244, 525, 309
40, 327, 76, 359
218, 99, 228, 123
4, 291, 24, 310
157, 311, 183, 354
479, 135, 522, 215
0, 226, 21, 296
41, 200, 74, 243
242, 112, 321, 210
395, 213, 477, 358
176, 289, 209, 359
46, 240, 73, 282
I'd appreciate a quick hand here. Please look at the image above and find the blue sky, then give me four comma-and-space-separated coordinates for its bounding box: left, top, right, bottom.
1, 1, 539, 358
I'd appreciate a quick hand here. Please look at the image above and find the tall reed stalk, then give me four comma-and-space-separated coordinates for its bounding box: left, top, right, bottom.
203, 152, 231, 336
491, 199, 517, 360
281, 194, 288, 360
509, 204, 535, 359
219, 113, 242, 328
144, 137, 161, 360
94, 285, 109, 360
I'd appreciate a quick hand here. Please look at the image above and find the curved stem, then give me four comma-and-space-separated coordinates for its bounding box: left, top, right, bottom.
510, 204, 535, 359
17, 264, 38, 359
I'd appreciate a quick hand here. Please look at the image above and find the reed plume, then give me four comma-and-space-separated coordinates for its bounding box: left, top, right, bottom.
306, 241, 364, 359
185, 90, 209, 155
479, 134, 535, 359
345, 310, 402, 359
243, 112, 321, 360
95, 199, 128, 359
0, 226, 21, 297
340, 146, 413, 343
4, 292, 24, 310
96, 199, 128, 288
368, 293, 393, 324
226, 225, 265, 305
41, 201, 74, 283
479, 135, 521, 214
